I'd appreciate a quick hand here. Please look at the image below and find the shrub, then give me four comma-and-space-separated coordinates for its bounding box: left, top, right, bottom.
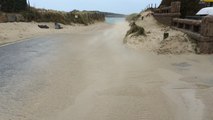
21, 8, 105, 25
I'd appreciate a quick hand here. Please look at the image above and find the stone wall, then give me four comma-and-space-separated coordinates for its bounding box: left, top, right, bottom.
0, 13, 25, 22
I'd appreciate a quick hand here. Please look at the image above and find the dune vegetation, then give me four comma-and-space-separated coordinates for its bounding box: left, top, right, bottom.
0, 0, 105, 25
21, 8, 105, 25
125, 13, 141, 22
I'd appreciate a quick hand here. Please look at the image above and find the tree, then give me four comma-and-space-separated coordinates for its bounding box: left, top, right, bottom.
0, 0, 27, 12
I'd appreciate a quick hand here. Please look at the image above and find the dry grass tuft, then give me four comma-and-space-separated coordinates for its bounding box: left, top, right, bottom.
125, 22, 146, 37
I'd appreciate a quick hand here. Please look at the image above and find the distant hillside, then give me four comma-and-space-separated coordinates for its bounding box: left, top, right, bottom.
160, 0, 202, 17
81, 11, 126, 17
101, 12, 126, 18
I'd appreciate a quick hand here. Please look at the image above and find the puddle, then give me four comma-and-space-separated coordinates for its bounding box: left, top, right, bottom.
172, 62, 192, 67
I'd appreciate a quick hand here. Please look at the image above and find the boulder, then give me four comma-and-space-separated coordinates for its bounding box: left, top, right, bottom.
38, 25, 49, 29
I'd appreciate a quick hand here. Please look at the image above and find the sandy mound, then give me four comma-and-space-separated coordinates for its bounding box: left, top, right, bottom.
125, 11, 196, 54
158, 32, 196, 54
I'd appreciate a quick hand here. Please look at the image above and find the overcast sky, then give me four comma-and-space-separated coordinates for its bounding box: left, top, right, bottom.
29, 0, 161, 14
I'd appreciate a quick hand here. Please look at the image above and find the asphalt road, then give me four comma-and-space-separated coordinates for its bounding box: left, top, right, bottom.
0, 22, 213, 120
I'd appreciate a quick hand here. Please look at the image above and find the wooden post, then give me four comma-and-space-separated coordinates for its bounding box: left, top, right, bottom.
201, 16, 213, 37
171, 1, 181, 13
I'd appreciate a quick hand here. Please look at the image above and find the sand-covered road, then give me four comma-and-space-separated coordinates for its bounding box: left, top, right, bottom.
0, 22, 213, 120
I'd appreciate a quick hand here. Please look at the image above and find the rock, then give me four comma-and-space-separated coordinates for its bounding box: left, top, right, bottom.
38, 25, 49, 29
164, 32, 169, 39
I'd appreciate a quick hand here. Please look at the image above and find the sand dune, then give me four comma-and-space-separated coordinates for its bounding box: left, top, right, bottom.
125, 11, 196, 54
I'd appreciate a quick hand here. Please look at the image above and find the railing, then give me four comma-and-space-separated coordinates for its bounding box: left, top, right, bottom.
172, 16, 213, 54
154, 6, 172, 13
185, 16, 204, 20
153, 1, 213, 53
173, 18, 202, 33
153, 2, 181, 25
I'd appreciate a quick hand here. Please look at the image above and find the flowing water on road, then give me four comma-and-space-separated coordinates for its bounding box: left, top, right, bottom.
0, 21, 213, 120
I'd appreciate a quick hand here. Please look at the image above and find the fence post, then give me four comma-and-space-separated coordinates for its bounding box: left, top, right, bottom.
201, 15, 213, 38
171, 2, 181, 13
196, 16, 213, 53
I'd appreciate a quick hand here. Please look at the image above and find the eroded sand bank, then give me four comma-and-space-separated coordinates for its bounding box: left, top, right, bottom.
125, 11, 196, 54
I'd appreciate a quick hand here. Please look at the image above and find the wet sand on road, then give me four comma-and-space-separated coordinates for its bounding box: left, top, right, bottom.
0, 22, 213, 120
